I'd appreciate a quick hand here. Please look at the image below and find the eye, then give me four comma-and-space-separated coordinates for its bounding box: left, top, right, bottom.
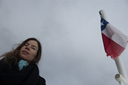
24, 43, 29, 46
32, 47, 36, 50
31, 45, 36, 50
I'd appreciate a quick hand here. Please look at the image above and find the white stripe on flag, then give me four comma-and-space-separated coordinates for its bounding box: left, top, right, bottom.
102, 24, 127, 48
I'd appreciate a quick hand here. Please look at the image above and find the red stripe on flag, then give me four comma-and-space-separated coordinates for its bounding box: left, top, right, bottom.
102, 33, 125, 59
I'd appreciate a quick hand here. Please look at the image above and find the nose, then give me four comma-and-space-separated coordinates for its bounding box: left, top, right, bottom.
25, 45, 30, 50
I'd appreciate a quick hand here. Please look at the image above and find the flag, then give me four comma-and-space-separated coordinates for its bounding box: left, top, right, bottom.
101, 18, 128, 59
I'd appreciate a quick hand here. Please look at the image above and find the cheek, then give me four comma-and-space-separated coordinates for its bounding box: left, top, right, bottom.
20, 47, 24, 52
19, 48, 23, 56
31, 51, 38, 58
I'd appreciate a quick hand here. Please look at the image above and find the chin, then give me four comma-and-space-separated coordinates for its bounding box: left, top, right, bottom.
19, 54, 28, 61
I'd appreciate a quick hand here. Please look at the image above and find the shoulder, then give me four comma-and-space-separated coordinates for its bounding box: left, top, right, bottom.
38, 76, 46, 85
0, 59, 8, 73
0, 59, 6, 67
0, 60, 3, 71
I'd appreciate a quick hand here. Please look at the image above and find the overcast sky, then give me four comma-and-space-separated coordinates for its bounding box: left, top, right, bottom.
0, 0, 128, 85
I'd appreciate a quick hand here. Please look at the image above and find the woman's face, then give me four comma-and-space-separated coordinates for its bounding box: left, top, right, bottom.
19, 40, 39, 64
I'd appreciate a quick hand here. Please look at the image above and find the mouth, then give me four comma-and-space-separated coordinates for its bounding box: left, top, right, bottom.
22, 50, 29, 55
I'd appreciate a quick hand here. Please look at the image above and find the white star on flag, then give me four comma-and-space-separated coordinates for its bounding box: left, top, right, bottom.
101, 22, 104, 26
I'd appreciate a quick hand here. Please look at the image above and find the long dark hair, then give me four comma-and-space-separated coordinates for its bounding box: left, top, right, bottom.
0, 38, 42, 65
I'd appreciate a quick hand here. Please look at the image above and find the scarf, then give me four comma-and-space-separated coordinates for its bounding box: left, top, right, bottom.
0, 60, 45, 85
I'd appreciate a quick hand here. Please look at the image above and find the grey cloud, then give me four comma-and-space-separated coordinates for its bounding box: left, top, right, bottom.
1, 1, 128, 85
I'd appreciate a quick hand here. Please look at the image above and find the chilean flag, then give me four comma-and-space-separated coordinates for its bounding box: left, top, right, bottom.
101, 18, 128, 59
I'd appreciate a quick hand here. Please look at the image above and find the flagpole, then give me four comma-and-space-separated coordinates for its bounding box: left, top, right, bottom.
115, 74, 128, 85
99, 10, 128, 84
115, 57, 128, 80
99, 10, 108, 21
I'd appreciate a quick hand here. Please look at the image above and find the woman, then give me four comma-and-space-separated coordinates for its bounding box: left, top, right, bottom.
0, 38, 46, 85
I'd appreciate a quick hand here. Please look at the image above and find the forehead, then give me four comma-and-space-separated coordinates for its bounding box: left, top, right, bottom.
26, 40, 38, 47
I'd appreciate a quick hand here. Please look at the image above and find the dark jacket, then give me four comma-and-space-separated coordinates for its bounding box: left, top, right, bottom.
0, 60, 46, 85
